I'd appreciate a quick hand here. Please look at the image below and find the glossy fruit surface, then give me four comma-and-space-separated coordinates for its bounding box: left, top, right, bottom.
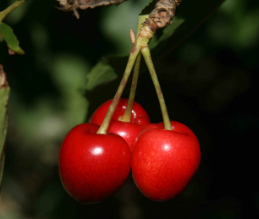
108, 120, 145, 152
59, 123, 131, 203
90, 98, 150, 126
132, 121, 201, 201
140, 121, 198, 138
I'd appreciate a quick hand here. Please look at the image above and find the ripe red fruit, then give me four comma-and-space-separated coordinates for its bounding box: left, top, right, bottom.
90, 98, 150, 126
108, 120, 145, 152
132, 121, 201, 201
59, 123, 131, 203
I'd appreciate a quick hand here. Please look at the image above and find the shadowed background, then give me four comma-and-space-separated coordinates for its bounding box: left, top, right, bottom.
0, 0, 259, 218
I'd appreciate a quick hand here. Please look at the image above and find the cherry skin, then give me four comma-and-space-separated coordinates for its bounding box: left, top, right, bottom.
59, 123, 131, 203
107, 120, 145, 152
140, 121, 198, 138
131, 121, 201, 201
90, 98, 150, 126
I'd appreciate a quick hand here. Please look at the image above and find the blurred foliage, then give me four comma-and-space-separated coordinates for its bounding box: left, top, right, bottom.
0, 0, 26, 55
0, 0, 259, 219
0, 23, 24, 55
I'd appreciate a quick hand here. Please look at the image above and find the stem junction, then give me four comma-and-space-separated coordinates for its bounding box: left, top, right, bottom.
97, 0, 182, 133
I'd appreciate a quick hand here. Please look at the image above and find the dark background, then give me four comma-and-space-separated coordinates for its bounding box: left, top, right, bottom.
1, 0, 259, 218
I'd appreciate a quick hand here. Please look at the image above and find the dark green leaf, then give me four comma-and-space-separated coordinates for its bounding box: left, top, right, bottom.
140, 0, 156, 15
85, 57, 117, 91
0, 22, 25, 55
149, 16, 185, 50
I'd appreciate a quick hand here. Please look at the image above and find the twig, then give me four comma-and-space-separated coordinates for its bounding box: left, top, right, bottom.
0, 0, 26, 23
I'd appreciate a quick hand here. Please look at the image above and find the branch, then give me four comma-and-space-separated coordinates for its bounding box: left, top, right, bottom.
143, 0, 182, 33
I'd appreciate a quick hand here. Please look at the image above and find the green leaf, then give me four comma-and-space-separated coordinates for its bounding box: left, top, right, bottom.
0, 22, 25, 55
85, 57, 117, 91
0, 79, 10, 190
85, 55, 129, 119
149, 16, 185, 50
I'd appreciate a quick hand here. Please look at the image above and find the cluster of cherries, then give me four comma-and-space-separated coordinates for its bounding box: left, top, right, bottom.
57, 0, 199, 204
59, 98, 201, 203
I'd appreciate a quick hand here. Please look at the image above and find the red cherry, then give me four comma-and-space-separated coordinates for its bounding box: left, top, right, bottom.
108, 120, 145, 152
141, 121, 198, 138
90, 98, 150, 126
59, 123, 131, 203
132, 121, 201, 201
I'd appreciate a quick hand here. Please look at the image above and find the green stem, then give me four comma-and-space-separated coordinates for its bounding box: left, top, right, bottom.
0, 0, 26, 23
119, 53, 141, 122
97, 15, 151, 134
97, 47, 141, 134
119, 15, 149, 122
141, 47, 172, 131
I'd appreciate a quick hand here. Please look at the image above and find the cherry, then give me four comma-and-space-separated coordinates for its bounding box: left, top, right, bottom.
140, 121, 198, 138
89, 98, 150, 126
90, 98, 150, 152
131, 121, 201, 201
107, 120, 145, 152
59, 123, 131, 203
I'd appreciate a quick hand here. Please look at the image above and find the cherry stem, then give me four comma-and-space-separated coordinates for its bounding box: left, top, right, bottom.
97, 47, 141, 134
119, 16, 148, 122
97, 15, 149, 134
119, 53, 141, 122
141, 47, 172, 131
